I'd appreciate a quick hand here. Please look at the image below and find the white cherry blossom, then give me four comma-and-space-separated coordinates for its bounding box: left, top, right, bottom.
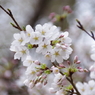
59, 31, 72, 44
12, 31, 27, 46
13, 46, 29, 61
25, 25, 34, 42
50, 47, 63, 63
76, 80, 95, 95
30, 32, 43, 45
89, 63, 95, 79
25, 63, 39, 80
35, 23, 53, 37
23, 55, 33, 66
91, 45, 95, 61
36, 39, 52, 54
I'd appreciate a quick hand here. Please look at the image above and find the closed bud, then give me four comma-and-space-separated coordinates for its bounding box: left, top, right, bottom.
74, 55, 78, 63
52, 67, 59, 74
34, 60, 40, 65
49, 88, 56, 93
29, 82, 35, 89
24, 79, 30, 86
36, 82, 42, 88
84, 69, 88, 72
78, 68, 84, 72
43, 80, 47, 85
76, 60, 81, 64
56, 43, 61, 48
63, 5, 72, 13
36, 70, 43, 76
59, 64, 65, 68
49, 12, 56, 19
42, 75, 47, 79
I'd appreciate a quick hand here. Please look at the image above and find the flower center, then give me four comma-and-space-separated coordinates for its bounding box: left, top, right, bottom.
54, 51, 60, 57
33, 36, 39, 40
41, 31, 46, 35
42, 44, 48, 49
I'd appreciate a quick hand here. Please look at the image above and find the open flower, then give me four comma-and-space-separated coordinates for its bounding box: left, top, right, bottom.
12, 31, 27, 46
25, 25, 34, 42
30, 32, 43, 45
11, 45, 29, 61
36, 39, 52, 54
23, 55, 33, 66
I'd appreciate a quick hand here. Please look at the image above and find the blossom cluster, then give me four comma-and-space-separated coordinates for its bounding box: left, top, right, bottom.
10, 23, 73, 89
49, 73, 67, 95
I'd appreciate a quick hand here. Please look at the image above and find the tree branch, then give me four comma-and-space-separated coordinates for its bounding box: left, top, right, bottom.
0, 5, 22, 31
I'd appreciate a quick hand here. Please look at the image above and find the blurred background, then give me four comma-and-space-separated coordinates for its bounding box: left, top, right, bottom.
0, 0, 95, 95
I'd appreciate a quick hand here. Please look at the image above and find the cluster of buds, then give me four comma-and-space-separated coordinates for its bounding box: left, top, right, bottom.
49, 5, 72, 23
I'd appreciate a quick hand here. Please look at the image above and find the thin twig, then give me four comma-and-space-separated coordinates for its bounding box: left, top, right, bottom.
76, 19, 95, 41
52, 62, 81, 95
0, 5, 22, 31
66, 76, 81, 95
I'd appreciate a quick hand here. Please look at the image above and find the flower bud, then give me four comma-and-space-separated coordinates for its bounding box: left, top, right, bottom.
36, 82, 42, 88
74, 55, 78, 63
63, 5, 72, 13
76, 60, 81, 64
36, 70, 43, 76
24, 79, 30, 86
52, 67, 59, 74
59, 64, 65, 68
4, 70, 12, 78
49, 88, 56, 93
42, 75, 47, 79
56, 43, 61, 48
29, 82, 35, 89
34, 60, 40, 65
84, 69, 88, 72
43, 80, 47, 85
49, 12, 56, 19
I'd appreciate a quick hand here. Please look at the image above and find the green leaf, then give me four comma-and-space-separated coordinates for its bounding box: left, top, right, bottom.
44, 70, 51, 74
65, 85, 73, 91
41, 64, 46, 69
27, 44, 33, 49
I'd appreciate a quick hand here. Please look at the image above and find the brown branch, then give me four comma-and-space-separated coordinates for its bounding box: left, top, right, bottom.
76, 19, 95, 41
52, 62, 81, 95
0, 5, 22, 31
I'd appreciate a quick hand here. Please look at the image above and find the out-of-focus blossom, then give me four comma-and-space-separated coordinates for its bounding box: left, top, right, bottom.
76, 80, 95, 95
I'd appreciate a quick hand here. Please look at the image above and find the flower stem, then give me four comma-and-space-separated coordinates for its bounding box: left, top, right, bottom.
52, 62, 81, 95
66, 76, 81, 95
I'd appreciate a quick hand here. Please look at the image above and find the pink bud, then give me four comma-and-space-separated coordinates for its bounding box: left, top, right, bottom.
49, 12, 56, 19
89, 65, 95, 72
4, 70, 12, 78
34, 60, 40, 65
42, 75, 47, 79
63, 5, 72, 13
36, 82, 42, 88
84, 69, 88, 72
67, 61, 70, 65
49, 88, 56, 93
56, 43, 61, 48
53, 67, 59, 74
36, 70, 43, 76
79, 69, 84, 72
77, 67, 84, 72
74, 55, 78, 63
76, 60, 81, 64
43, 80, 47, 85
29, 82, 35, 89
24, 79, 30, 86
59, 64, 65, 68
